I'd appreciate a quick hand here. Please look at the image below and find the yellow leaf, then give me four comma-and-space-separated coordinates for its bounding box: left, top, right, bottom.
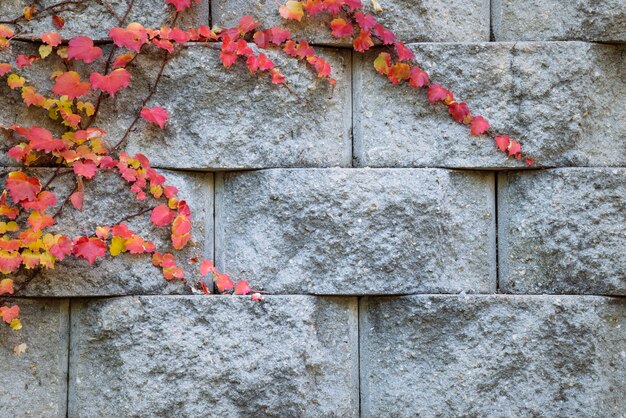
39, 44, 52, 59
10, 318, 22, 330
7, 73, 25, 89
56, 46, 68, 59
109, 236, 126, 256
23, 5, 36, 21
371, 0, 383, 12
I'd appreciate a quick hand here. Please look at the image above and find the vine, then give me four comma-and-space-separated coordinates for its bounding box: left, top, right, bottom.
0, 0, 532, 344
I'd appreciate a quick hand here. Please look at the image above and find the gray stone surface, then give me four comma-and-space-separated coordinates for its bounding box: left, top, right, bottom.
0, 0, 209, 40
360, 295, 626, 417
354, 42, 626, 168
0, 298, 69, 417
0, 41, 352, 169
216, 168, 496, 294
100, 44, 352, 169
498, 168, 626, 295
69, 295, 359, 417
212, 0, 489, 44
493, 0, 626, 42
0, 168, 213, 296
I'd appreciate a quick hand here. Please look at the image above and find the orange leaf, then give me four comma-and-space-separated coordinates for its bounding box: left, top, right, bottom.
279, 1, 304, 21
6, 171, 42, 202
0, 278, 14, 295
41, 32, 62, 47
52, 71, 91, 99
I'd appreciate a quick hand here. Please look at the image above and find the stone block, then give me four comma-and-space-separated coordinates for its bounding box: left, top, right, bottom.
360, 295, 626, 416
212, 0, 489, 44
498, 168, 626, 295
0, 168, 213, 296
493, 0, 626, 43
216, 168, 496, 294
69, 295, 359, 417
0, 0, 208, 40
354, 42, 626, 168
0, 299, 69, 417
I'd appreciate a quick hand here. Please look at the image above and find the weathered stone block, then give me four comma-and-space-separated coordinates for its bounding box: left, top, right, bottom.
498, 168, 626, 295
216, 168, 495, 294
360, 295, 626, 417
354, 42, 626, 168
212, 0, 489, 44
1, 168, 213, 296
69, 295, 359, 417
0, 41, 352, 169
493, 0, 626, 43
0, 0, 208, 40
0, 299, 69, 417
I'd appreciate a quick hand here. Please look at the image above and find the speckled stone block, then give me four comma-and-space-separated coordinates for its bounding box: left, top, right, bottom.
0, 299, 69, 417
0, 168, 213, 296
0, 0, 208, 40
69, 295, 359, 417
212, 0, 490, 44
360, 295, 626, 417
498, 168, 626, 295
493, 0, 626, 42
354, 42, 626, 168
216, 168, 496, 294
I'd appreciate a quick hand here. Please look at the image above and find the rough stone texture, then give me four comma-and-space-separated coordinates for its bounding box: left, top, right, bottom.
493, 0, 626, 43
212, 0, 489, 44
0, 0, 208, 40
498, 168, 626, 295
354, 42, 626, 168
69, 295, 359, 417
101, 44, 351, 169
0, 41, 351, 169
0, 168, 213, 296
360, 295, 626, 417
0, 299, 69, 417
216, 168, 495, 294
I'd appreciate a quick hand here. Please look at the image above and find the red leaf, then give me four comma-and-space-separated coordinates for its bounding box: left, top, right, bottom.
41, 32, 62, 46
150, 205, 176, 226
394, 42, 414, 61
52, 15, 65, 29
20, 191, 57, 211
112, 53, 134, 69
140, 106, 168, 128
215, 274, 234, 292
27, 126, 65, 152
72, 236, 106, 264
6, 171, 42, 202
109, 23, 148, 53
508, 140, 522, 156
199, 259, 216, 276
427, 84, 450, 104
166, 0, 199, 12
52, 71, 91, 99
495, 135, 510, 152
355, 12, 377, 31
238, 16, 259, 34
353, 30, 374, 52
448, 102, 471, 124
373, 24, 395, 45
0, 305, 19, 323
330, 18, 353, 37
73, 160, 98, 179
0, 278, 14, 295
90, 69, 131, 96
0, 63, 11, 76
70, 190, 84, 210
16, 54, 38, 68
470, 116, 489, 136
27, 211, 55, 232
409, 67, 429, 89
251, 293, 263, 301
67, 36, 102, 63
234, 280, 251, 295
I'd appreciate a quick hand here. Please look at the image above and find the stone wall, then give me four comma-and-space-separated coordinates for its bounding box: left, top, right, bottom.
1, 1, 624, 416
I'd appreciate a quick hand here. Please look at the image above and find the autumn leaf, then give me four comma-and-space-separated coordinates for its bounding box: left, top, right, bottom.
215, 274, 234, 292
330, 18, 353, 37
448, 102, 471, 124
355, 12, 377, 31
20, 190, 57, 211
234, 280, 251, 295
0, 305, 19, 323
0, 63, 11, 76
41, 32, 62, 47
67, 36, 102, 63
251, 293, 263, 301
52, 71, 91, 99
7, 74, 26, 89
199, 259, 216, 276
353, 30, 374, 52
0, 251, 22, 274
409, 67, 429, 89
6, 171, 42, 202
112, 53, 134, 69
495, 135, 510, 152
0, 278, 14, 295
14, 343, 27, 356
52, 15, 65, 29
279, 1, 304, 21
166, 0, 200, 12
394, 42, 414, 61
427, 84, 450, 104
90, 69, 131, 96
73, 160, 98, 179
27, 126, 65, 152
140, 106, 168, 129
27, 211, 55, 232
109, 23, 148, 52
150, 205, 176, 226
72, 236, 107, 264
470, 116, 489, 136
